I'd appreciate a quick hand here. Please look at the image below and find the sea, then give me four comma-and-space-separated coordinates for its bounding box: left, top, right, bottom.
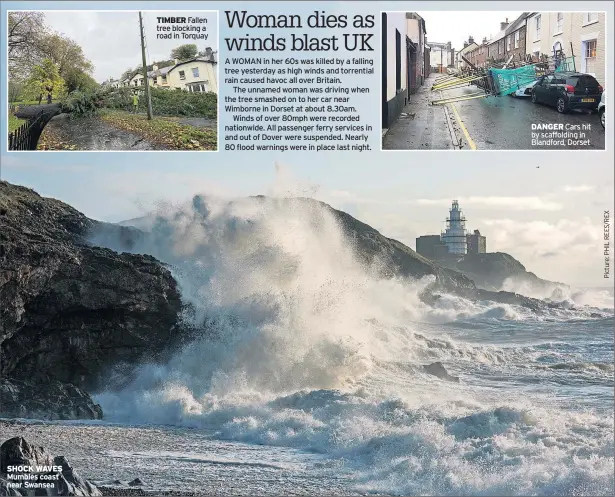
2, 196, 613, 496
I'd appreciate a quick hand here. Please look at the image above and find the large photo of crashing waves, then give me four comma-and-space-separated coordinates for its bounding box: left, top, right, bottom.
0, 180, 613, 496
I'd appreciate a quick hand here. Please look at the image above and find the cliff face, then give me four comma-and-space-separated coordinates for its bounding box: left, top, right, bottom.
0, 181, 184, 419
436, 252, 567, 294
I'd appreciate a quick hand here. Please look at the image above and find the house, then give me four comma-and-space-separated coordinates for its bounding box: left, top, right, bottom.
429, 41, 454, 72
525, 12, 605, 84
456, 37, 478, 70
487, 19, 509, 63
381, 12, 409, 128
406, 12, 427, 93
504, 13, 529, 63
163, 57, 218, 93
119, 49, 219, 94
101, 78, 121, 89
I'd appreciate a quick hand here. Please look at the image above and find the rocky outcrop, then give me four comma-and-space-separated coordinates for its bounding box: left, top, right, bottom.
0, 437, 101, 496
0, 181, 184, 404
423, 362, 459, 382
436, 252, 568, 294
0, 378, 102, 421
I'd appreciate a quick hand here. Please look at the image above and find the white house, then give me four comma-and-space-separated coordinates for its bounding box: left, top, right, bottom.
122, 53, 218, 94
525, 12, 605, 84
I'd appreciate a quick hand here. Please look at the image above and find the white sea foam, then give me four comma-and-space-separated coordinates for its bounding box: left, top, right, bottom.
95, 195, 614, 496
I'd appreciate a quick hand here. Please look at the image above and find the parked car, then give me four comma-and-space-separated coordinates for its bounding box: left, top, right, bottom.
512, 79, 538, 97
598, 92, 605, 128
531, 72, 603, 113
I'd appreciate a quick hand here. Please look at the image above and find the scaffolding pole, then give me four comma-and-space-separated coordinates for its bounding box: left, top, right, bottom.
431, 92, 488, 105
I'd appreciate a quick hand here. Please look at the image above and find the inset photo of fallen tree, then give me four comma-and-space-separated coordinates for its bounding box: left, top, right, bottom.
381, 12, 606, 151
7, 10, 218, 152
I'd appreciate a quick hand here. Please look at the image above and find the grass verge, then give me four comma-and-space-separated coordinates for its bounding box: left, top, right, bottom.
99, 109, 217, 150
8, 114, 27, 133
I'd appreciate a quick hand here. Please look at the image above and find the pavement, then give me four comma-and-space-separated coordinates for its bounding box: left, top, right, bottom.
383, 73, 605, 151
382, 74, 456, 150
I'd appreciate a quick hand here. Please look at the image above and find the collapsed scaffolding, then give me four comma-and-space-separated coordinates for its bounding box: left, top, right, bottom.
429, 46, 577, 105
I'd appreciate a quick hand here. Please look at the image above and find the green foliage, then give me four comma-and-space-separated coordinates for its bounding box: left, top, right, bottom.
61, 90, 103, 117
142, 87, 217, 119
170, 44, 198, 61
96, 86, 217, 119
23, 58, 67, 102
64, 67, 99, 93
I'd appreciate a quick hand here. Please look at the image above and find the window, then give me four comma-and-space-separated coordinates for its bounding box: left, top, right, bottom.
583, 39, 597, 74
179, 70, 186, 80
162, 75, 167, 83
507, 35, 511, 51
535, 15, 541, 40
555, 13, 563, 34
188, 83, 208, 92
192, 67, 200, 78
153, 77, 158, 85
585, 12, 599, 25
514, 31, 520, 49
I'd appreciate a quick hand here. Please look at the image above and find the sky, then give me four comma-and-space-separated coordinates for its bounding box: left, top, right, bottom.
2, 0, 614, 288
39, 11, 219, 82
419, 11, 523, 52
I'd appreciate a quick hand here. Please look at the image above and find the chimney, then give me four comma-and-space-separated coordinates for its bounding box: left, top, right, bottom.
468, 35, 474, 44
153, 64, 158, 71
174, 58, 179, 65
500, 19, 509, 31
483, 36, 488, 44
464, 41, 468, 48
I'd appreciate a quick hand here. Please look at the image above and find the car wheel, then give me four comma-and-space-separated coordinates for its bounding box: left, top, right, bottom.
556, 97, 569, 114
531, 92, 538, 104
600, 108, 605, 129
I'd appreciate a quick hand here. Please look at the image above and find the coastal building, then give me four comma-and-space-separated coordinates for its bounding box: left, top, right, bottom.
415, 200, 487, 260
466, 230, 487, 254
416, 235, 448, 259
441, 200, 467, 254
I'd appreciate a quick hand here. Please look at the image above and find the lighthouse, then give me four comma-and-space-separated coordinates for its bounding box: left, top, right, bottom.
441, 200, 467, 254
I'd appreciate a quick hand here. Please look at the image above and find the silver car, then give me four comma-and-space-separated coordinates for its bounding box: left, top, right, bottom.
598, 92, 605, 129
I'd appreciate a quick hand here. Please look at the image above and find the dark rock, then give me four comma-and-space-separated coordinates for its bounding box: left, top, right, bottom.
0, 378, 102, 421
0, 181, 184, 393
423, 362, 459, 382
0, 437, 101, 496
128, 478, 144, 487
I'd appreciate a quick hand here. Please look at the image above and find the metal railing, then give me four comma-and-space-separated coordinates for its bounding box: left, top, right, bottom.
8, 110, 57, 151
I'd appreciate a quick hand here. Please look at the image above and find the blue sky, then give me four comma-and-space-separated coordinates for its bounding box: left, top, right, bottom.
2, 0, 614, 287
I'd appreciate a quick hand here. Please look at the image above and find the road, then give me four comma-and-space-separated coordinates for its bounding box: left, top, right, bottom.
450, 85, 605, 150
382, 75, 605, 151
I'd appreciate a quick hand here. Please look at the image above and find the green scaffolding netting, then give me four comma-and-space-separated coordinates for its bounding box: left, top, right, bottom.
489, 56, 576, 96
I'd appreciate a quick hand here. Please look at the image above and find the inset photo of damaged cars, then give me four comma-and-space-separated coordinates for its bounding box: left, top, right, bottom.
381, 11, 606, 151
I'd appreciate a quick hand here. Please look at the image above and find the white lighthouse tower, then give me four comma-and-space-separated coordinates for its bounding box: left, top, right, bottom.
441, 199, 467, 254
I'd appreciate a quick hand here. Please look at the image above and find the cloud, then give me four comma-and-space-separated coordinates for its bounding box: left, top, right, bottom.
562, 185, 594, 193
410, 196, 563, 211
480, 217, 604, 285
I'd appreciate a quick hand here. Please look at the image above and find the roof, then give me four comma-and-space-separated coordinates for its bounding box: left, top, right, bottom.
167, 57, 216, 75
505, 13, 530, 34
458, 42, 478, 55
147, 65, 173, 78
489, 29, 506, 43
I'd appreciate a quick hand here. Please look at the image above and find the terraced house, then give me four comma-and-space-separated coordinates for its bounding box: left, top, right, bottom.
525, 12, 605, 85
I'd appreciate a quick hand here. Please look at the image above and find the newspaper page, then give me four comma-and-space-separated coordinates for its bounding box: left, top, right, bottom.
1, 2, 613, 496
